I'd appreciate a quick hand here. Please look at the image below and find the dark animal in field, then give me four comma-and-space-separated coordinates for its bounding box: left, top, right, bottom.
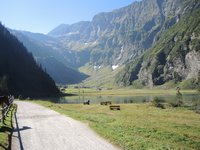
83, 100, 90, 105
0, 96, 10, 106
100, 101, 112, 105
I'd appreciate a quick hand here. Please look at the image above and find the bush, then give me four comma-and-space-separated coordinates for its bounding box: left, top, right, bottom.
198, 85, 200, 93
169, 100, 183, 107
195, 108, 200, 114
18, 95, 24, 100
194, 99, 200, 114
132, 80, 144, 89
169, 92, 184, 107
179, 79, 197, 89
151, 97, 165, 109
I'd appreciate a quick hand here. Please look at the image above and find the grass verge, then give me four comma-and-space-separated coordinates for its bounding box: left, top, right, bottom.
33, 100, 200, 150
0, 104, 17, 150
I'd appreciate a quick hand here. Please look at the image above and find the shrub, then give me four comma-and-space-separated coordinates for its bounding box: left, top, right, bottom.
18, 95, 24, 100
169, 92, 184, 107
194, 99, 200, 114
169, 100, 183, 107
195, 108, 200, 114
179, 78, 197, 89
132, 80, 144, 89
151, 97, 165, 109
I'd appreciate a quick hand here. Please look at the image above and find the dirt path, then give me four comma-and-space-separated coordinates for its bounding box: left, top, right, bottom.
12, 101, 119, 150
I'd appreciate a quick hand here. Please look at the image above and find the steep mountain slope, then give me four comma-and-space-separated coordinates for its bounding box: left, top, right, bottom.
46, 0, 200, 87
116, 7, 200, 88
0, 23, 59, 97
48, 0, 199, 67
11, 30, 89, 84
37, 57, 88, 84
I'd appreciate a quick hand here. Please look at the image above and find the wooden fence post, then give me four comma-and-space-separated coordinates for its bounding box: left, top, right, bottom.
2, 103, 5, 125
0, 96, 14, 125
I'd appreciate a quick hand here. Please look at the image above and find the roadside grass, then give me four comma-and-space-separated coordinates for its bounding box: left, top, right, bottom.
34, 100, 200, 150
0, 104, 16, 150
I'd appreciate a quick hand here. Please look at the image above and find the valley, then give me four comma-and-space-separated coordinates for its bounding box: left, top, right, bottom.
1, 0, 200, 149
8, 0, 200, 90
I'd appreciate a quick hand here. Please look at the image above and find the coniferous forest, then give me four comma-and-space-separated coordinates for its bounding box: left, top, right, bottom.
0, 23, 59, 97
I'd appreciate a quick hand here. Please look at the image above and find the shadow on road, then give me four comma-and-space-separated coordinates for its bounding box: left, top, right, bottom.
14, 126, 32, 132
13, 112, 32, 150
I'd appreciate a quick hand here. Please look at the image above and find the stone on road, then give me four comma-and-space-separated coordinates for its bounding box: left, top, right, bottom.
12, 101, 119, 150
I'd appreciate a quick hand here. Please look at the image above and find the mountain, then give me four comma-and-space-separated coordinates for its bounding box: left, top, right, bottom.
116, 6, 200, 88
36, 57, 88, 84
10, 30, 89, 84
48, 0, 200, 88
48, 0, 199, 66
0, 23, 59, 97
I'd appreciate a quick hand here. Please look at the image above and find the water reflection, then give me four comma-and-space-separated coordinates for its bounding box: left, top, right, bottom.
56, 94, 200, 105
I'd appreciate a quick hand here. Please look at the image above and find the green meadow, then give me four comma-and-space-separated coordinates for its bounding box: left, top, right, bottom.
34, 99, 200, 150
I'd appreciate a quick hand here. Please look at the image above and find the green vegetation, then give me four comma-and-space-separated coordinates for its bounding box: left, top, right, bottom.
0, 104, 16, 150
131, 80, 144, 89
0, 23, 59, 97
151, 97, 165, 109
79, 65, 123, 88
34, 100, 200, 150
197, 72, 200, 92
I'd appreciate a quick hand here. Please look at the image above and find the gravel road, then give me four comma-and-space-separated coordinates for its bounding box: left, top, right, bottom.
12, 101, 119, 150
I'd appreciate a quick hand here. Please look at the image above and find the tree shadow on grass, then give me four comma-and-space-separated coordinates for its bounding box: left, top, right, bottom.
0, 143, 6, 150
0, 126, 12, 133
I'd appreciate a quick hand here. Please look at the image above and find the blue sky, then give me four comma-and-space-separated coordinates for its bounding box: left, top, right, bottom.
0, 0, 139, 34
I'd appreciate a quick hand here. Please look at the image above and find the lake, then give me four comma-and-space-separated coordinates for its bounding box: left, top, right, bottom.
53, 93, 200, 106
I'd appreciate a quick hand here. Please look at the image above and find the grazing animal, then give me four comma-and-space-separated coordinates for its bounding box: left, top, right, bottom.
83, 100, 90, 105
0, 96, 10, 106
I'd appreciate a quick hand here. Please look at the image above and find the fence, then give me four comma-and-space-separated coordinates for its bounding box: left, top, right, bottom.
0, 96, 14, 125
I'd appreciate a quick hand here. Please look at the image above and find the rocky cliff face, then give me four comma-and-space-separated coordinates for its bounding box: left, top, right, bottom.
48, 0, 198, 68
137, 50, 200, 88
185, 51, 200, 79
117, 6, 200, 88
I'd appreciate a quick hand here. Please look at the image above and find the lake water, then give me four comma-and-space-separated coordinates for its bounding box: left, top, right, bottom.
53, 93, 200, 105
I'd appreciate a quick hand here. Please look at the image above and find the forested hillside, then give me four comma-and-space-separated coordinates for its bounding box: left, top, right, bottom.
0, 23, 59, 97
11, 30, 89, 84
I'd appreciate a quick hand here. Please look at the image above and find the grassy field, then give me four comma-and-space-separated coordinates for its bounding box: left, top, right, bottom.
79, 65, 123, 87
0, 104, 16, 150
34, 100, 200, 150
